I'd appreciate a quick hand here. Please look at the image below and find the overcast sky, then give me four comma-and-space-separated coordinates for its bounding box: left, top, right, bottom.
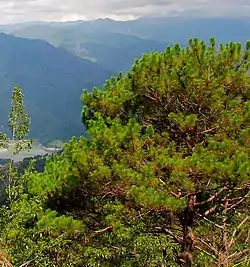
1, 0, 250, 24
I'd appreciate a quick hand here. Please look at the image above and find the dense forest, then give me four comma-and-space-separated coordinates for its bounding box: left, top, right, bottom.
0, 38, 249, 266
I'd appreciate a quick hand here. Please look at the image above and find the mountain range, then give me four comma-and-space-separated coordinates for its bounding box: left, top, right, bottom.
0, 16, 250, 142
2, 17, 250, 71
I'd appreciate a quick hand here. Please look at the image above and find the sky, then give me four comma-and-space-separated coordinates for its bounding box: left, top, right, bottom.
0, 0, 250, 24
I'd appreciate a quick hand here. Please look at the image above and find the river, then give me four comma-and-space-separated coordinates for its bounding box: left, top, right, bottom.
0, 145, 52, 162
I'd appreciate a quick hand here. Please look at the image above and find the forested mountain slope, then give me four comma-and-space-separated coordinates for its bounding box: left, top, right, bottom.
0, 33, 111, 142
2, 23, 167, 72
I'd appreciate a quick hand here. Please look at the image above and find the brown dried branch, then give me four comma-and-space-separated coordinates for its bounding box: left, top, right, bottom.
229, 249, 250, 261
220, 196, 246, 203
194, 187, 226, 207
233, 185, 250, 191
184, 186, 225, 198
19, 259, 36, 267
194, 245, 214, 258
225, 191, 250, 212
0, 249, 13, 267
246, 229, 250, 245
157, 227, 216, 260
164, 96, 175, 110
185, 184, 250, 199
92, 226, 113, 235
156, 227, 183, 244
204, 205, 218, 216
228, 216, 249, 249
199, 126, 219, 135
196, 236, 218, 255
196, 212, 223, 229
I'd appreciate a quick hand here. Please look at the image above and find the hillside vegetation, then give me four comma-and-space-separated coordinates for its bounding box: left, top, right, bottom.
0, 38, 249, 267
0, 33, 111, 142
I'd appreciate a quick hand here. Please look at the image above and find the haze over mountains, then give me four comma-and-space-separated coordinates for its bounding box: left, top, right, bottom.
0, 16, 250, 142
2, 17, 250, 71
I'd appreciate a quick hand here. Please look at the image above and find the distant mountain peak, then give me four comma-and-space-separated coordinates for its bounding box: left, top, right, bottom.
96, 18, 114, 22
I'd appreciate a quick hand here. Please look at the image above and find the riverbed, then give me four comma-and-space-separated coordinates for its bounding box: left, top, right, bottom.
0, 145, 51, 162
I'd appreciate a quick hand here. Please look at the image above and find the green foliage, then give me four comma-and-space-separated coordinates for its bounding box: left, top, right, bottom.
0, 87, 32, 205
9, 87, 31, 141
81, 37, 250, 265
8, 87, 32, 156
0, 38, 250, 266
0, 86, 33, 265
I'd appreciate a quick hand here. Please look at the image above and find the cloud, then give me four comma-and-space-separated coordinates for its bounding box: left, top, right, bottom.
0, 0, 250, 24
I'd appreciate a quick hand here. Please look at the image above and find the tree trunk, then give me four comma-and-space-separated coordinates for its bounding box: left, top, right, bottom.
218, 214, 230, 267
218, 251, 230, 267
178, 199, 195, 267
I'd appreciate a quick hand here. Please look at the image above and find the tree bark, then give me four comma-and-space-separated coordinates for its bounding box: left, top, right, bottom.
178, 196, 196, 267
218, 213, 230, 267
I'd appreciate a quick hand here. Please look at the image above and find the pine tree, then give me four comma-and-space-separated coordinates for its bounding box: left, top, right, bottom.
0, 86, 32, 265
1, 39, 250, 266
6, 87, 31, 204
81, 38, 250, 266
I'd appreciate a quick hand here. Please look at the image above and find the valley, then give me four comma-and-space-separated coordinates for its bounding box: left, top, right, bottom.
1, 17, 250, 144
0, 145, 49, 163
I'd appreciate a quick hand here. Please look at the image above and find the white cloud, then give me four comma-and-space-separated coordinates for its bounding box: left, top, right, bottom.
0, 0, 250, 24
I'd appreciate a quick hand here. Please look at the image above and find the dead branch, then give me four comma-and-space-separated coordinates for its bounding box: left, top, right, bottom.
185, 184, 250, 199
228, 216, 249, 249
194, 187, 226, 207
196, 212, 223, 229
156, 227, 183, 244
199, 126, 219, 135
92, 226, 113, 235
19, 258, 36, 267
229, 249, 250, 261
225, 191, 250, 212
205, 179, 211, 189
220, 196, 246, 203
194, 245, 215, 258
196, 236, 218, 255
246, 229, 250, 245
0, 249, 13, 267
204, 205, 218, 216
